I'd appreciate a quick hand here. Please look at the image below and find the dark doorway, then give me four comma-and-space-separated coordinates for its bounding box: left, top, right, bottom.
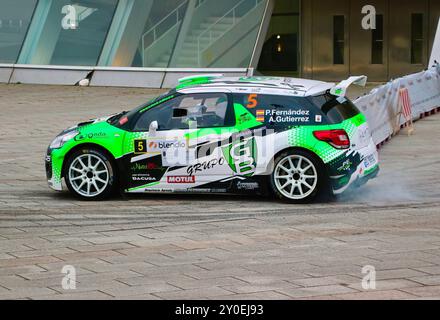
257, 0, 300, 77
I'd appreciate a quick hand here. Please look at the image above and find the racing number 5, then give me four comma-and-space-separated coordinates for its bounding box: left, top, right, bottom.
247, 94, 258, 109
134, 139, 147, 154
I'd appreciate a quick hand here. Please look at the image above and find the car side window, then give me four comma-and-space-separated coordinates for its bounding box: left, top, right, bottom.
232, 93, 328, 126
133, 100, 173, 131
134, 93, 232, 131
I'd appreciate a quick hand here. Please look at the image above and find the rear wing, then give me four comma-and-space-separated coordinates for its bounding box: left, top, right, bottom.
330, 75, 367, 97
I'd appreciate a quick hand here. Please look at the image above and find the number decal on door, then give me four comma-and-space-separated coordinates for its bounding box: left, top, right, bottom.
134, 139, 147, 154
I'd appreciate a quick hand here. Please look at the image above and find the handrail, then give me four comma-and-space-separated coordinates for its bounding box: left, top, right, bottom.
141, 0, 209, 66
197, 0, 263, 67
141, 0, 188, 51
141, 0, 208, 51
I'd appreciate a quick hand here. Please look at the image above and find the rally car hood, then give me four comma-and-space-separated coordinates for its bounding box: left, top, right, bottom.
58, 114, 117, 135
77, 114, 115, 127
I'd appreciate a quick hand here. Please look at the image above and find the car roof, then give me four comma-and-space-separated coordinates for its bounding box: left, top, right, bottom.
175, 75, 335, 97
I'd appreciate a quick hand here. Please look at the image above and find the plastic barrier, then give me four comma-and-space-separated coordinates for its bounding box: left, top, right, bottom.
353, 64, 440, 147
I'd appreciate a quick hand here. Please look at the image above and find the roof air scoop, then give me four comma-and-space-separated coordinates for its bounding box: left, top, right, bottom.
178, 74, 224, 84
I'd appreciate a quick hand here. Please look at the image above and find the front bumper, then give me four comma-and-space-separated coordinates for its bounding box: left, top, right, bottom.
45, 148, 63, 191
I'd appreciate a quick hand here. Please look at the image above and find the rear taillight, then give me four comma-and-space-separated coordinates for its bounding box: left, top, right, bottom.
313, 129, 350, 149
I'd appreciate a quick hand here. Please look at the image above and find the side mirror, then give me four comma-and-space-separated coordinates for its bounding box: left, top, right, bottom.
149, 120, 158, 135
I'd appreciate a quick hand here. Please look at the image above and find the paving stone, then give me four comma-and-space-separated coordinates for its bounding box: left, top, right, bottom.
276, 285, 357, 298
154, 287, 234, 300
332, 290, 417, 300
37, 290, 113, 300
101, 282, 181, 297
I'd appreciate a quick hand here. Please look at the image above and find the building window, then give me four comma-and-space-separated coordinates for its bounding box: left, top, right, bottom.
371, 14, 383, 64
19, 0, 118, 66
0, 0, 37, 63
104, 0, 268, 68
333, 15, 345, 65
411, 13, 424, 64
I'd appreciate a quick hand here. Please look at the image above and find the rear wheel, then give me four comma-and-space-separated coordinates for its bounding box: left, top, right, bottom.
65, 148, 117, 200
270, 150, 327, 203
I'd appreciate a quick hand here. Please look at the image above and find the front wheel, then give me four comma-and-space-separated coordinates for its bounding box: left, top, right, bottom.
65, 148, 117, 200
270, 150, 328, 203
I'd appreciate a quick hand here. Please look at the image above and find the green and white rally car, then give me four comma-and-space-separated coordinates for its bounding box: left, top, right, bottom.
46, 75, 379, 202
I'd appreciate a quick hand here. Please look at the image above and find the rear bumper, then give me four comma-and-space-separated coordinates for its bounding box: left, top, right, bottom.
331, 139, 379, 195
353, 164, 379, 188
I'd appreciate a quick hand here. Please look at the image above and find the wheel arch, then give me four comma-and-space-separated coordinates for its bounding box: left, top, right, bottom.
267, 146, 333, 202
61, 143, 117, 178
265, 146, 327, 175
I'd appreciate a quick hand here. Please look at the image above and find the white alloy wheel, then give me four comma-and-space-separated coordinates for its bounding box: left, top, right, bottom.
274, 154, 318, 200
68, 154, 110, 198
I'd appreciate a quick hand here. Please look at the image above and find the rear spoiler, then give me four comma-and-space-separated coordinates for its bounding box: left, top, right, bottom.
330, 76, 367, 97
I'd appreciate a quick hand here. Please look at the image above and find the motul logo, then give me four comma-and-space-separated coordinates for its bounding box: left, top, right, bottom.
167, 176, 195, 183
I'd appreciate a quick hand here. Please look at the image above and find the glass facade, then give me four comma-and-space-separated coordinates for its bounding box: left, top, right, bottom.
100, 0, 267, 68
2, 0, 435, 83
0, 0, 267, 68
18, 0, 118, 66
0, 0, 37, 63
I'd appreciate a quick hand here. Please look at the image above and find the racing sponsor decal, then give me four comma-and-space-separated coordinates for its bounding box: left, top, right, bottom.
74, 133, 87, 141
148, 140, 187, 153
87, 132, 106, 139
131, 162, 159, 171
187, 158, 225, 176
337, 159, 352, 172
75, 132, 106, 141
222, 137, 257, 176
238, 112, 253, 124
132, 175, 157, 182
236, 181, 259, 190
363, 153, 377, 168
189, 188, 227, 193
127, 154, 166, 188
135, 139, 187, 154
167, 176, 195, 183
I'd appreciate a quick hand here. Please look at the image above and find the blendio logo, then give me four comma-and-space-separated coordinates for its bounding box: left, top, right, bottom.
148, 140, 186, 151
158, 141, 186, 149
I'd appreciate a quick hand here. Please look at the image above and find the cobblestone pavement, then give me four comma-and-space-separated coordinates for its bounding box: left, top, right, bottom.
0, 83, 440, 300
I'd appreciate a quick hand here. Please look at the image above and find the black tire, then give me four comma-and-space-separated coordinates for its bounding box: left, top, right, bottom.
64, 148, 117, 200
270, 149, 329, 203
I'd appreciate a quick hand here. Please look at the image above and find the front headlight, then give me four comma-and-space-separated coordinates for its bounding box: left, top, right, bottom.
50, 130, 79, 149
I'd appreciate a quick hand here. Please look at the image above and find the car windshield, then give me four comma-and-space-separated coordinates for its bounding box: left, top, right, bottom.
109, 91, 172, 126
307, 93, 360, 124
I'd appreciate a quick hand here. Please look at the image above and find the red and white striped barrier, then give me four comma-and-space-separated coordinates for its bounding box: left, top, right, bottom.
353, 64, 440, 149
